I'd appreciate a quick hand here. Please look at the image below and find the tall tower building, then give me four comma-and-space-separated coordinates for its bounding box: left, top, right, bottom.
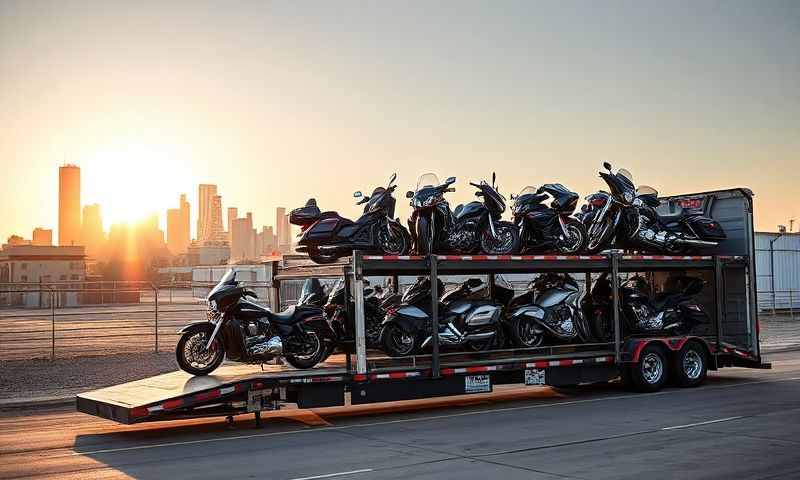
81, 204, 105, 256
275, 207, 291, 254
58, 165, 81, 246
197, 185, 226, 243
227, 207, 238, 241
167, 194, 191, 255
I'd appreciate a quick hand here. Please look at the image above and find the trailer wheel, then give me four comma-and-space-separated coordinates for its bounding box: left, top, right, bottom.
630, 345, 668, 392
672, 341, 707, 388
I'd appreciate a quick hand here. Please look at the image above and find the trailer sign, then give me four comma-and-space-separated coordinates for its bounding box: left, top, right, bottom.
465, 375, 491, 393
247, 389, 270, 412
525, 368, 546, 386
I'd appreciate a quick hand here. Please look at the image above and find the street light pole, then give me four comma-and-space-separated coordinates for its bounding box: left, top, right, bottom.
769, 233, 785, 313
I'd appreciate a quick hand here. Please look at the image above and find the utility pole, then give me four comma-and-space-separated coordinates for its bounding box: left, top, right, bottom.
770, 232, 785, 312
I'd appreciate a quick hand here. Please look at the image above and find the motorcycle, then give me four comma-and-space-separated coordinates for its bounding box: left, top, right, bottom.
582, 162, 725, 254
379, 276, 512, 356
511, 183, 587, 254
583, 273, 710, 341
406, 172, 519, 255
297, 278, 327, 307
506, 273, 594, 348
175, 269, 335, 375
324, 278, 390, 349
291, 173, 412, 264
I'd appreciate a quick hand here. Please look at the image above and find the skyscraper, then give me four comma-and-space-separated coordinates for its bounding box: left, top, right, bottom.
167, 194, 191, 255
58, 165, 81, 246
275, 207, 291, 254
227, 207, 238, 241
81, 203, 105, 256
197, 185, 226, 243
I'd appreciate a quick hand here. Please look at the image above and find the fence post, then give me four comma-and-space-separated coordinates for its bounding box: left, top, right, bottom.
153, 284, 159, 353
50, 287, 56, 360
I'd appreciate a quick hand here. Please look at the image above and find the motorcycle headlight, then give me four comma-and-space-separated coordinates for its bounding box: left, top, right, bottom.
423, 196, 437, 207
624, 191, 635, 204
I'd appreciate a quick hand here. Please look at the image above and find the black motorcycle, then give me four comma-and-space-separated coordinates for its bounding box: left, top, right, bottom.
379, 276, 512, 356
406, 172, 519, 255
291, 174, 412, 264
324, 278, 390, 349
506, 273, 594, 348
511, 184, 587, 254
175, 269, 335, 375
583, 273, 710, 342
297, 278, 327, 307
582, 162, 725, 254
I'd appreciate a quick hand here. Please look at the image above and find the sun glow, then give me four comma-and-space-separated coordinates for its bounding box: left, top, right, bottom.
80, 142, 196, 230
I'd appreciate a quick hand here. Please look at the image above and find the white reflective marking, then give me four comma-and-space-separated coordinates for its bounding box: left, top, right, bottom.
661, 416, 743, 431
220, 386, 235, 394
290, 468, 374, 480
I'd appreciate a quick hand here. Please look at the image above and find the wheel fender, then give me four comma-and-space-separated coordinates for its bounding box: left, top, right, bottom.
302, 315, 336, 339
177, 321, 214, 335
379, 314, 422, 343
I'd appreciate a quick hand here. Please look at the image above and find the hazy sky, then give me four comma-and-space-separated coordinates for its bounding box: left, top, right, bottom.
1, 0, 798, 241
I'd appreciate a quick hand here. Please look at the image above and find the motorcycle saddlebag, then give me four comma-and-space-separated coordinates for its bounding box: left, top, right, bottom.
686, 216, 726, 240
290, 199, 322, 226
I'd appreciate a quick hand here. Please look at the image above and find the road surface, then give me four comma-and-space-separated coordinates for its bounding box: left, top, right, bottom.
1, 351, 799, 479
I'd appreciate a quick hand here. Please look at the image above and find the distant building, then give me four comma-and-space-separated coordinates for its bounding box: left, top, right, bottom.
59, 165, 81, 246
187, 242, 230, 266
4, 235, 30, 248
197, 185, 226, 243
227, 207, 238, 242
275, 207, 291, 254
32, 228, 53, 246
167, 194, 191, 255
0, 245, 86, 284
81, 203, 105, 257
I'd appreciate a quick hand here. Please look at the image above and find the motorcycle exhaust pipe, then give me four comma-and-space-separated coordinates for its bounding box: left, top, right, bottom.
249, 336, 283, 356
674, 238, 718, 248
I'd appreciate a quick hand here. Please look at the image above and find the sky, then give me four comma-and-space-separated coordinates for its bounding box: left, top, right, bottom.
1, 0, 798, 242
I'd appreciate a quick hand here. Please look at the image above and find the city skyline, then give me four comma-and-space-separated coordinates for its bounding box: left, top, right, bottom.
1, 2, 799, 242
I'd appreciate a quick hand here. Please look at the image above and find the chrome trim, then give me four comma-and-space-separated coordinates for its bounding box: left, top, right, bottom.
205, 317, 224, 350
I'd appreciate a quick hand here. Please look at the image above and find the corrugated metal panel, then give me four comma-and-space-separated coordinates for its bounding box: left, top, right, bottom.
755, 232, 800, 310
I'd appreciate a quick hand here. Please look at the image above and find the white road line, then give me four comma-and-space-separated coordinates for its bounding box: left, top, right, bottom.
661, 416, 743, 431
289, 469, 373, 480
71, 375, 800, 457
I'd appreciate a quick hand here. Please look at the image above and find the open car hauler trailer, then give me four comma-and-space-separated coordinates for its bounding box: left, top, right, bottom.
77, 188, 769, 426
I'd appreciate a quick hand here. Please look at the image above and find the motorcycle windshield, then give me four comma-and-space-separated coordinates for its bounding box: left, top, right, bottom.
480, 181, 506, 213
518, 186, 537, 197
416, 173, 440, 191
208, 269, 237, 301
636, 185, 658, 196
327, 279, 344, 303
617, 169, 635, 189
299, 278, 324, 304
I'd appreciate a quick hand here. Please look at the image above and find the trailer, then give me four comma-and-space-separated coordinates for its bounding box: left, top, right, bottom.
77, 188, 769, 425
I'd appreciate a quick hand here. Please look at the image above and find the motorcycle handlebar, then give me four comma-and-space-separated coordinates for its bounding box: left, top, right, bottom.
469, 182, 481, 188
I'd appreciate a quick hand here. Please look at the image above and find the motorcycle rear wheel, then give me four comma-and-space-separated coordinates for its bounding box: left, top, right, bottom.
176, 327, 225, 376
307, 246, 340, 264
285, 330, 327, 369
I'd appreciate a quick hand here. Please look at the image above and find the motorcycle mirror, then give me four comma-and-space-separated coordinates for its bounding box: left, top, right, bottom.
353, 191, 363, 198
389, 173, 397, 185
445, 176, 456, 185
406, 190, 414, 198
603, 161, 612, 171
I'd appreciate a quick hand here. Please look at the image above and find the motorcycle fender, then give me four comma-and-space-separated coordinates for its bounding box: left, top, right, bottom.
511, 305, 545, 320
177, 321, 214, 335
381, 314, 424, 335
302, 315, 336, 338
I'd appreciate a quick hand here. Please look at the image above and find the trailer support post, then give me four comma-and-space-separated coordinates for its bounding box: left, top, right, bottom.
714, 257, 725, 352
611, 253, 621, 363
352, 251, 368, 374
430, 255, 440, 378
254, 410, 262, 428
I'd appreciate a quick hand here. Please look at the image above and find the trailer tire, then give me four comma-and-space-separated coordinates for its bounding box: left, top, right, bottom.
672, 341, 707, 388
630, 345, 669, 392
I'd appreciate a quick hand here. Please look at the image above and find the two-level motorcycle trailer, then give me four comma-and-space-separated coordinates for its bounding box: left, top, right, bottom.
77, 188, 769, 426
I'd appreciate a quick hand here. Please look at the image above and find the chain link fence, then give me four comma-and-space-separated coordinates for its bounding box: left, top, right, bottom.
758, 290, 800, 319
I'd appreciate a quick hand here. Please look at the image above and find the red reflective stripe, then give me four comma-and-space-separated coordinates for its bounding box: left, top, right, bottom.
130, 407, 149, 418
388, 372, 407, 379
560, 359, 574, 366
162, 399, 183, 410
193, 390, 222, 402
441, 368, 455, 376
352, 374, 367, 381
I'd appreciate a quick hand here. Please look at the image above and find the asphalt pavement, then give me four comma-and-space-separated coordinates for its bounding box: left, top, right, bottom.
1, 351, 799, 479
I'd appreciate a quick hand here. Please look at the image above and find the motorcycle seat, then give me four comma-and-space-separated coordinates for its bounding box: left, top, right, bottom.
264, 305, 321, 325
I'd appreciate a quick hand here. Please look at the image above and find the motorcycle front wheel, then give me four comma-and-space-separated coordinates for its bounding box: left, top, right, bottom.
585, 218, 615, 254
176, 326, 225, 376
378, 223, 411, 255
480, 221, 520, 255
509, 317, 545, 348
415, 216, 434, 255
556, 218, 588, 254
381, 324, 417, 357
